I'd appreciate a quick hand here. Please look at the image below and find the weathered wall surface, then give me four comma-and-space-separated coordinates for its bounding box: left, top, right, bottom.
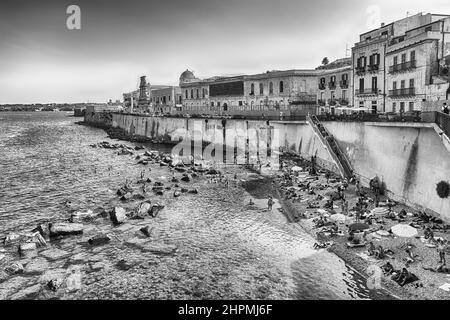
88, 112, 450, 220
324, 122, 450, 218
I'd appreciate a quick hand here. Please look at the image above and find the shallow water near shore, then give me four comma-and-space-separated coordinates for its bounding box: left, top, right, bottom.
0, 112, 391, 300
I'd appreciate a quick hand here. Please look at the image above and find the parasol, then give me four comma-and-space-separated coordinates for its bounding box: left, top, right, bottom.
391, 224, 418, 238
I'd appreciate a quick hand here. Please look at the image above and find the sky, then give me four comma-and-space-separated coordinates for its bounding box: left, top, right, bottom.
0, 0, 449, 104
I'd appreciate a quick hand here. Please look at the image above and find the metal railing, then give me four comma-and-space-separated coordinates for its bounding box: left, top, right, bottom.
388, 87, 416, 97
328, 82, 337, 89
436, 111, 450, 139
339, 80, 349, 88
356, 88, 379, 95
388, 60, 417, 73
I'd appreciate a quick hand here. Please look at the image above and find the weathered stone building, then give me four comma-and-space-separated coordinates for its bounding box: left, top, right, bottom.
316, 58, 353, 114
150, 86, 182, 114
179, 69, 318, 116
352, 12, 450, 114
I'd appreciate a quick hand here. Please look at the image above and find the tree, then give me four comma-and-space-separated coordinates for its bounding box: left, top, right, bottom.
322, 57, 329, 66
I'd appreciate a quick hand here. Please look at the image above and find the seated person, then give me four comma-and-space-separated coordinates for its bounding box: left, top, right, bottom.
375, 245, 386, 260
393, 268, 418, 287
367, 242, 376, 256
381, 262, 395, 275
424, 227, 434, 241
398, 209, 407, 220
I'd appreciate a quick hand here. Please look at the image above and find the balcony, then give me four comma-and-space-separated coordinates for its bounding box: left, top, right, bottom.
339, 80, 349, 89
367, 64, 380, 72
355, 66, 366, 75
339, 99, 349, 106
328, 82, 337, 90
389, 60, 416, 74
388, 87, 416, 97
329, 99, 337, 106
319, 83, 326, 90
356, 88, 379, 96
318, 99, 326, 106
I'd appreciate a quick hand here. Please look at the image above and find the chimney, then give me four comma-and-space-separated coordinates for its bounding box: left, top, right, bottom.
381, 22, 385, 27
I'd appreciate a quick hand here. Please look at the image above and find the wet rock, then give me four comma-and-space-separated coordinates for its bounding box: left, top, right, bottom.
70, 210, 97, 223
120, 192, 133, 201
181, 174, 192, 182
3, 233, 22, 246
88, 234, 111, 246
188, 189, 198, 194
49, 223, 83, 237
140, 226, 152, 237
5, 262, 24, 275
24, 257, 49, 275
110, 207, 127, 225
149, 204, 165, 217
10, 284, 42, 300
32, 224, 50, 238
40, 248, 71, 261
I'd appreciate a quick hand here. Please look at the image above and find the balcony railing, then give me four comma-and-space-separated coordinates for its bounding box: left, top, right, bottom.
355, 66, 366, 74
339, 99, 349, 105
388, 87, 416, 97
356, 88, 379, 95
319, 83, 326, 90
318, 99, 326, 106
388, 60, 416, 74
367, 64, 380, 72
328, 82, 337, 90
339, 80, 349, 88
329, 99, 337, 106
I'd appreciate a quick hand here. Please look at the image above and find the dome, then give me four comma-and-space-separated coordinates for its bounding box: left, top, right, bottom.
179, 70, 196, 83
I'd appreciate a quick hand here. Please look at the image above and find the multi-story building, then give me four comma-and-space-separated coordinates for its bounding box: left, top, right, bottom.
179, 69, 318, 115
386, 15, 450, 113
352, 12, 450, 114
316, 58, 353, 114
123, 90, 140, 112
150, 86, 182, 114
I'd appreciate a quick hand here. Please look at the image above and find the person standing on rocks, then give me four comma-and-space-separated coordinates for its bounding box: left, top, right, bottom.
437, 239, 447, 265
267, 196, 274, 211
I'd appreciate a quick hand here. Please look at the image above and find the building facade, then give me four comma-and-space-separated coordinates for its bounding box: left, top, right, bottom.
316, 59, 353, 114
352, 13, 450, 114
150, 86, 182, 114
179, 69, 318, 116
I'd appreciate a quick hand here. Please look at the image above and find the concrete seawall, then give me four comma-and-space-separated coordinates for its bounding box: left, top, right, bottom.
85, 112, 450, 221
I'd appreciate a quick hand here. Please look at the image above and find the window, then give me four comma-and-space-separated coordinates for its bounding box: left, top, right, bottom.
259, 83, 264, 95
372, 77, 378, 90
359, 78, 364, 91
185, 90, 188, 99
239, 101, 243, 106
410, 51, 415, 62
392, 102, 396, 112
425, 25, 432, 32
409, 79, 415, 88
196, 89, 199, 99
393, 56, 398, 65
190, 89, 194, 99
342, 90, 347, 99
217, 102, 220, 107
409, 102, 414, 112
269, 82, 273, 94
400, 80, 405, 89
211, 102, 214, 107
331, 91, 335, 99
202, 88, 206, 98
381, 31, 388, 36
393, 81, 397, 90
250, 83, 255, 95
359, 101, 364, 107
279, 81, 284, 93
331, 76, 336, 83
401, 53, 406, 63
342, 74, 348, 81
400, 102, 405, 113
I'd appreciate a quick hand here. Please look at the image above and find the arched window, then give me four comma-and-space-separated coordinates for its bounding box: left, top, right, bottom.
196, 89, 199, 99
190, 89, 194, 99
279, 81, 284, 93
259, 83, 263, 95
269, 82, 273, 94
185, 90, 188, 99
202, 88, 206, 98
250, 83, 255, 95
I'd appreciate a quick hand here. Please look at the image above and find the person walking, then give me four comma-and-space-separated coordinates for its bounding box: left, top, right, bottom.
267, 196, 274, 211
437, 239, 447, 265
442, 102, 449, 115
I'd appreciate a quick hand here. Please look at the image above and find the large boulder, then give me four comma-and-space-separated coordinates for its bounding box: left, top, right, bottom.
31, 224, 50, 237
18, 242, 37, 255
130, 202, 151, 219
88, 234, 111, 246
110, 207, 127, 225
5, 262, 24, 275
3, 233, 22, 246
49, 223, 83, 237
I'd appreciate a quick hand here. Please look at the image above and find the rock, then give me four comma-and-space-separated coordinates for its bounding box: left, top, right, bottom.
49, 223, 83, 237
88, 234, 111, 246
132, 193, 146, 200
131, 202, 151, 219
115, 259, 143, 271
206, 169, 219, 175
181, 174, 192, 182
47, 278, 63, 292
120, 192, 133, 201
175, 167, 187, 173
110, 207, 127, 225
40, 248, 71, 261
149, 204, 165, 217
5, 262, 24, 275
188, 189, 198, 194
174, 191, 181, 198
0, 271, 9, 283
31, 224, 50, 237
18, 242, 37, 254
0, 254, 5, 262
24, 257, 49, 275
171, 177, 179, 183
70, 210, 96, 223
160, 161, 169, 167
90, 262, 106, 272
181, 188, 189, 193
139, 243, 177, 255
10, 284, 41, 300
155, 190, 164, 196
140, 226, 152, 237
69, 252, 89, 264
154, 181, 164, 187
30, 232, 47, 247
134, 145, 144, 150
3, 233, 22, 246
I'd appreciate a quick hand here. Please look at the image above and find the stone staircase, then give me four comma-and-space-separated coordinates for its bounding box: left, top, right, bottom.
306, 114, 354, 180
